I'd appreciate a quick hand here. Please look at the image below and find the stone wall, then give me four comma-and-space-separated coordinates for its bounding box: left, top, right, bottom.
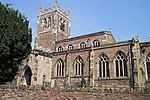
52, 50, 90, 87
38, 32, 52, 51
16, 54, 52, 86
0, 85, 150, 100
52, 41, 132, 88
55, 31, 115, 51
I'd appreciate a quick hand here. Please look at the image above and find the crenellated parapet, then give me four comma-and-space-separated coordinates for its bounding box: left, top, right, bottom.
39, 7, 70, 18
34, 0, 70, 52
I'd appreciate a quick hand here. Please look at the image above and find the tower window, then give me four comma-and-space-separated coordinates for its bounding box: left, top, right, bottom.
59, 18, 65, 32
43, 75, 46, 83
68, 44, 74, 51
74, 56, 84, 76
80, 42, 86, 49
56, 59, 64, 77
58, 46, 63, 52
146, 52, 150, 80
44, 18, 47, 23
99, 53, 109, 78
60, 21, 65, 31
43, 18, 47, 30
114, 51, 128, 77
48, 16, 51, 28
93, 39, 100, 47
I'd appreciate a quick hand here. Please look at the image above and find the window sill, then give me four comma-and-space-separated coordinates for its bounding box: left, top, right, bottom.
98, 77, 110, 80
112, 77, 129, 80
52, 76, 66, 79
115, 77, 129, 79
95, 77, 129, 81
70, 75, 88, 78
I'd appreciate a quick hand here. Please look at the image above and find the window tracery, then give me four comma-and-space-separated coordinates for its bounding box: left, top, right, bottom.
99, 53, 109, 78
74, 56, 84, 76
56, 59, 64, 77
114, 51, 128, 77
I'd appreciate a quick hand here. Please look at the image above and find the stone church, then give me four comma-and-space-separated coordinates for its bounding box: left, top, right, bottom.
16, 0, 150, 90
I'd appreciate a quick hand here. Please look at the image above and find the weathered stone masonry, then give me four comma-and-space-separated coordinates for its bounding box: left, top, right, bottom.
15, 0, 150, 90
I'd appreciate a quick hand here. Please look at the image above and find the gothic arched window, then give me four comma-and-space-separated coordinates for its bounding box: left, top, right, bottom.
99, 53, 109, 78
44, 18, 47, 24
146, 52, 150, 80
80, 42, 86, 49
93, 39, 100, 47
56, 59, 64, 77
43, 18, 47, 29
74, 56, 84, 76
68, 44, 74, 51
48, 16, 51, 28
58, 46, 63, 52
60, 18, 65, 32
114, 51, 128, 77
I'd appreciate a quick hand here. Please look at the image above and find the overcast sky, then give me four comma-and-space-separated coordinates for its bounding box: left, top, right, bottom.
1, 0, 150, 47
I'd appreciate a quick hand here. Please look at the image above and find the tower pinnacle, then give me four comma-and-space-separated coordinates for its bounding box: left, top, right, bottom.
55, 0, 58, 7
39, 2, 42, 12
68, 7, 70, 16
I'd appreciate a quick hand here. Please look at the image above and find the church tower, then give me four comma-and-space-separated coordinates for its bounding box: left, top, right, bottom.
34, 0, 70, 52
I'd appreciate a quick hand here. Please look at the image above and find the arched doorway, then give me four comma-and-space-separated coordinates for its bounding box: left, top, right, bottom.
24, 67, 32, 85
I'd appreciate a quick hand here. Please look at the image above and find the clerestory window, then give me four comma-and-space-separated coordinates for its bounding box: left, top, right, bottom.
68, 44, 74, 51
80, 42, 86, 49
58, 46, 63, 52
93, 39, 100, 47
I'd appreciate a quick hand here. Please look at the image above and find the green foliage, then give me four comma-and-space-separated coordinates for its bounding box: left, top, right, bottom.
142, 87, 150, 92
0, 2, 32, 84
